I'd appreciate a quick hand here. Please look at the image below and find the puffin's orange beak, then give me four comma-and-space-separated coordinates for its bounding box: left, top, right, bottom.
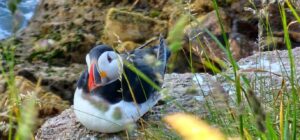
88, 62, 96, 92
88, 62, 108, 92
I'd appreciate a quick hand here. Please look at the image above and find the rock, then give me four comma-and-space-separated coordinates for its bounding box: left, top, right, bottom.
216, 47, 300, 114
17, 0, 161, 64
35, 45, 300, 139
287, 21, 300, 43
15, 63, 85, 102
0, 79, 7, 93
162, 0, 236, 27
8, 0, 290, 74
170, 9, 231, 72
264, 25, 300, 50
236, 47, 300, 79
259, 3, 300, 50
229, 32, 257, 60
102, 8, 167, 46
190, 0, 214, 14
185, 8, 231, 36
35, 108, 126, 140
3, 0, 300, 139
17, 0, 112, 64
35, 73, 220, 139
116, 41, 139, 53
12, 0, 171, 66
0, 76, 69, 138
161, 1, 182, 27
171, 8, 257, 72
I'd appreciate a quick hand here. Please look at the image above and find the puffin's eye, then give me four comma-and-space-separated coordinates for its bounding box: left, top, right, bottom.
107, 54, 112, 63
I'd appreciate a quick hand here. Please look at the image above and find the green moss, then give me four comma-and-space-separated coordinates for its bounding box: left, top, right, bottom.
149, 10, 161, 18
107, 8, 166, 26
185, 86, 198, 94
47, 32, 62, 41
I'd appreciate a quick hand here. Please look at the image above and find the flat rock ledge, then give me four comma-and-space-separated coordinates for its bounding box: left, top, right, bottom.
36, 47, 300, 139
35, 73, 216, 140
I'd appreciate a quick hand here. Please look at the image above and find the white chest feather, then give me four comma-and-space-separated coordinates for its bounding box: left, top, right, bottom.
73, 88, 160, 133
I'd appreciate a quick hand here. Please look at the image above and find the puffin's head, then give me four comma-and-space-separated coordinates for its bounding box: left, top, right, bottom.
86, 45, 123, 92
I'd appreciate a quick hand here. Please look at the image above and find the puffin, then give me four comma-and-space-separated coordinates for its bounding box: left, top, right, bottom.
73, 37, 170, 133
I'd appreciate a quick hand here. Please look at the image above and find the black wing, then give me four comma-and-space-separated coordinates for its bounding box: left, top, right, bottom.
121, 38, 170, 103
77, 69, 89, 94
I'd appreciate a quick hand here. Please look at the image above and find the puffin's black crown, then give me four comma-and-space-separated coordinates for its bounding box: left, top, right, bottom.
89, 45, 113, 59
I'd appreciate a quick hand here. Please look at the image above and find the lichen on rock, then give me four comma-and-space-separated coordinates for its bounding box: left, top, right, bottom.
102, 8, 167, 46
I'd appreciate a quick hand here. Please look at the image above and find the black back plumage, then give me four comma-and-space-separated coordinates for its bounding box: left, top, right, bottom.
77, 69, 89, 93
121, 49, 159, 103
77, 38, 170, 104
121, 37, 170, 103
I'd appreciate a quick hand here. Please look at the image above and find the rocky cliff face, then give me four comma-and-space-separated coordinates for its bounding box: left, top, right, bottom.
13, 0, 265, 71
1, 0, 300, 139
3, 0, 261, 100
35, 47, 300, 139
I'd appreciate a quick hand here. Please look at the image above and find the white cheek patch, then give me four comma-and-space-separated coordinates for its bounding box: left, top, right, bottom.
110, 60, 123, 80
98, 52, 123, 84
86, 54, 91, 71
99, 60, 121, 80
